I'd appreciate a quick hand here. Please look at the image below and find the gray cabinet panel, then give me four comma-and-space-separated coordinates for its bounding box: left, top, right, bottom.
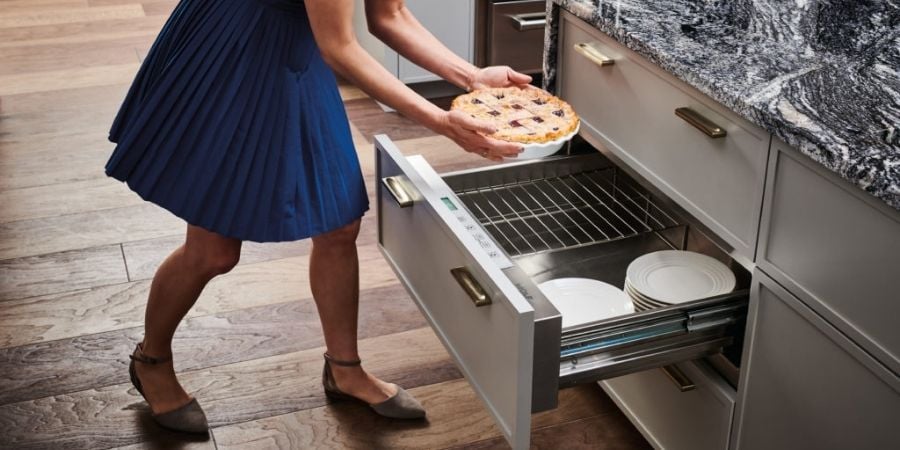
398, 0, 474, 83
353, 0, 474, 84
557, 12, 769, 265
733, 271, 900, 450
758, 140, 900, 374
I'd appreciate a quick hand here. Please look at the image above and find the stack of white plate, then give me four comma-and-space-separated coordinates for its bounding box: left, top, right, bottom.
624, 250, 737, 311
537, 278, 634, 330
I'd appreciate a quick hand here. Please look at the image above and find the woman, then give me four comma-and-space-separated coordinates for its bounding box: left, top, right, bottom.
105, 0, 531, 434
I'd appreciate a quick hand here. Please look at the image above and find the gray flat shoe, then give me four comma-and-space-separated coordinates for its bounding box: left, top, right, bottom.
129, 343, 209, 434
322, 353, 426, 419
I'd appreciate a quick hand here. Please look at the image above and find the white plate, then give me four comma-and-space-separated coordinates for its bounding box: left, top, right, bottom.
625, 282, 664, 307
624, 280, 668, 307
538, 277, 634, 329
626, 250, 736, 304
624, 284, 665, 311
511, 122, 580, 160
631, 298, 655, 311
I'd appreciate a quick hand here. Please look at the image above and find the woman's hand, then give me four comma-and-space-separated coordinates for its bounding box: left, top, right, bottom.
468, 66, 533, 90
435, 66, 531, 161
437, 110, 523, 162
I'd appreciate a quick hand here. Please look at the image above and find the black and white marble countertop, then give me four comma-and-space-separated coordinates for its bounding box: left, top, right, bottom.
543, 0, 900, 210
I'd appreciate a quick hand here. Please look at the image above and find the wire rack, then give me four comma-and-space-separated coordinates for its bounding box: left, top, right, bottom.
455, 167, 681, 257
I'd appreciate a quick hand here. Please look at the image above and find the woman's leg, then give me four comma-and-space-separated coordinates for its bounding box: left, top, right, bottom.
134, 224, 242, 414
310, 219, 397, 404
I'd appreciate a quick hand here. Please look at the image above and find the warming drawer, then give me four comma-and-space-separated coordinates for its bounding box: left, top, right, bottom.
375, 135, 749, 450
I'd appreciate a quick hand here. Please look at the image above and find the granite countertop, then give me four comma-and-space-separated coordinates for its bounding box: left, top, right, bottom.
544, 0, 900, 211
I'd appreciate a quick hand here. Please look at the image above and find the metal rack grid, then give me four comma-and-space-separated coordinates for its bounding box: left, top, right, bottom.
454, 167, 681, 257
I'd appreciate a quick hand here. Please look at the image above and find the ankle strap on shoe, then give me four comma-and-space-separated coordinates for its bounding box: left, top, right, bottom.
323, 352, 361, 367
130, 343, 172, 364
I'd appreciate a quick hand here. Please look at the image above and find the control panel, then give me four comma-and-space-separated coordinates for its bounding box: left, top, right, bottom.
441, 196, 513, 269
407, 155, 513, 270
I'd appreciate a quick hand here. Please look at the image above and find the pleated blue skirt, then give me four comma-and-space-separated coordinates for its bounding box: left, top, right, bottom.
105, 0, 369, 242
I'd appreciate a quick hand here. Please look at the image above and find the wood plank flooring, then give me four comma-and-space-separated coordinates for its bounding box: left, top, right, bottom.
0, 0, 649, 448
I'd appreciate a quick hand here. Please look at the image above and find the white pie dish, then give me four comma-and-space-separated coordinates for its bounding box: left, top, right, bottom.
510, 122, 580, 160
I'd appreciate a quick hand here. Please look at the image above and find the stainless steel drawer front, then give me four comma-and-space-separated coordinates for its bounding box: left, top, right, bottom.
375, 136, 535, 450
488, 0, 546, 73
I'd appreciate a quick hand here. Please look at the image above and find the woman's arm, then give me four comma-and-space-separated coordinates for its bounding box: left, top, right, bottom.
364, 0, 531, 90
305, 0, 521, 161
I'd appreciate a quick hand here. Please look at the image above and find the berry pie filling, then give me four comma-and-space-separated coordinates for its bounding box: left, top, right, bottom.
451, 87, 579, 143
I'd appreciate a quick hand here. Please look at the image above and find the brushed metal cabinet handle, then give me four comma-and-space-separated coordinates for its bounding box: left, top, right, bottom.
661, 365, 696, 392
382, 176, 414, 208
450, 267, 492, 307
573, 42, 615, 67
510, 13, 546, 31
675, 107, 727, 138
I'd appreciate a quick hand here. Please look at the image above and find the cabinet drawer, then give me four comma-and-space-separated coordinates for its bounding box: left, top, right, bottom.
557, 12, 768, 263
733, 271, 900, 450
486, 0, 546, 74
758, 141, 900, 374
601, 361, 735, 450
376, 135, 749, 450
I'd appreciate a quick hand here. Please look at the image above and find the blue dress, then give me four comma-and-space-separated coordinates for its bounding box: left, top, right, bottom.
105, 0, 369, 242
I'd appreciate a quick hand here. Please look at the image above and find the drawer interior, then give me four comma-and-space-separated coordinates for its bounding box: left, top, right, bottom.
442, 149, 750, 379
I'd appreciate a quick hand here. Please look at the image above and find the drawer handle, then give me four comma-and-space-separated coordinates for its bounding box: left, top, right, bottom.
450, 267, 492, 307
510, 13, 546, 31
382, 176, 414, 208
573, 42, 615, 67
675, 107, 727, 138
661, 365, 696, 392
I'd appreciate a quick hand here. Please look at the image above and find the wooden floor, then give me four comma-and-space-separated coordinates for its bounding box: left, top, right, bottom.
0, 1, 650, 448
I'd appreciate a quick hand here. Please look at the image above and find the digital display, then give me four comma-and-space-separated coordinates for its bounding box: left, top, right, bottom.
441, 197, 458, 211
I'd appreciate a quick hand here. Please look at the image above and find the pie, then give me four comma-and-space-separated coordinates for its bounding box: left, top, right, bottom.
450, 87, 579, 143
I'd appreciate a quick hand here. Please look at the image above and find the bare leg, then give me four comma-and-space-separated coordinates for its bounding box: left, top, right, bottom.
134, 225, 242, 414
310, 219, 396, 404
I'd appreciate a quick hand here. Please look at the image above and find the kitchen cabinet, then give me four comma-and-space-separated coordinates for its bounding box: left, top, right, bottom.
756, 139, 900, 374
355, 0, 475, 84
557, 11, 769, 267
732, 270, 900, 449
535, 7, 899, 450
371, 4, 899, 449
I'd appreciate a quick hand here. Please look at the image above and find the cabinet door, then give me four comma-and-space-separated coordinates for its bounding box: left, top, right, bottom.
399, 0, 473, 83
733, 271, 900, 450
757, 141, 900, 373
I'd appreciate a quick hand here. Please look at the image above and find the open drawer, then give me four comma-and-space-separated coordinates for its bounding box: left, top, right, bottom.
375, 135, 749, 450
